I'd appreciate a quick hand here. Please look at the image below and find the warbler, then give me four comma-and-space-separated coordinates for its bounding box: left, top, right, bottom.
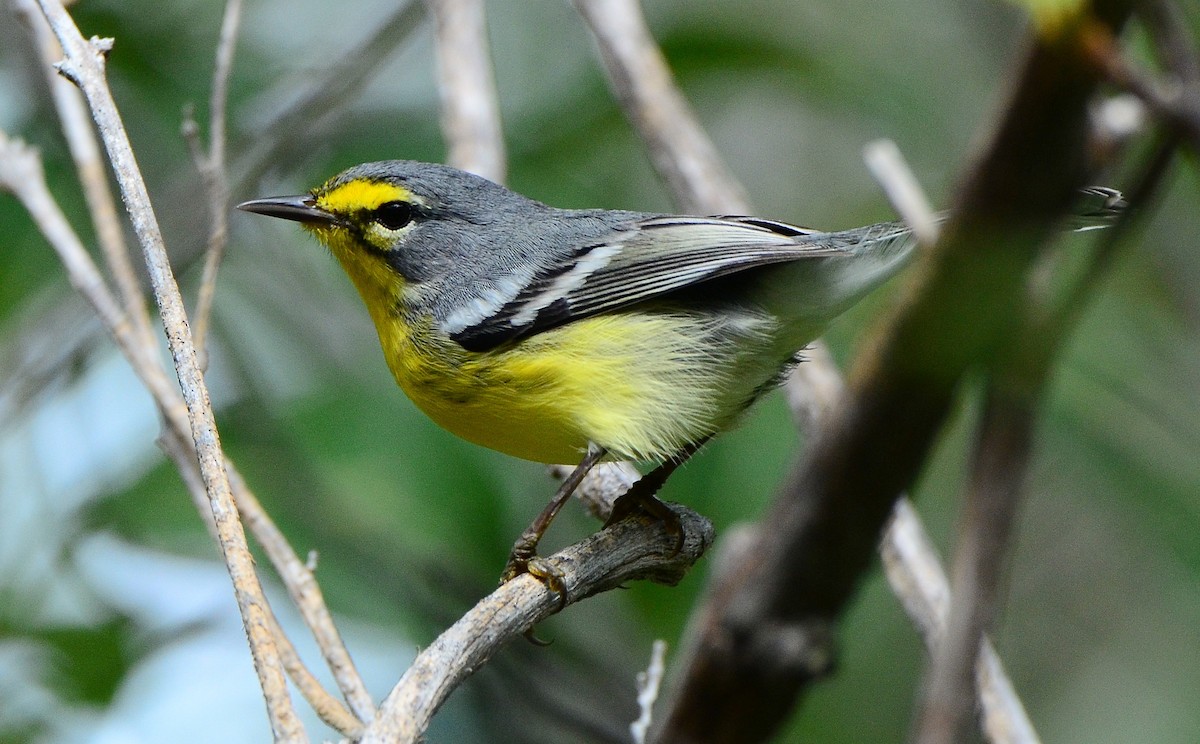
238, 161, 1124, 585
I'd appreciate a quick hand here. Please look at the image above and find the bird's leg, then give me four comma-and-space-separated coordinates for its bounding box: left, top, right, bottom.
502, 445, 607, 598
604, 438, 709, 553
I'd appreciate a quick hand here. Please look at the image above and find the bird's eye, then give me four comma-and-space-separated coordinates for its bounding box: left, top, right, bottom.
373, 201, 415, 230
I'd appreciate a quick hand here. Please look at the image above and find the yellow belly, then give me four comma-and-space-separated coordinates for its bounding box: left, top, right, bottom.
374, 310, 764, 463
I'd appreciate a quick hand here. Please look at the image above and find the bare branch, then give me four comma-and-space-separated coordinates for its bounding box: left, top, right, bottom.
881, 501, 1039, 744
30, 2, 303, 738
188, 0, 243, 369
12, 0, 154, 349
360, 505, 714, 743
1082, 17, 1200, 148
427, 0, 506, 182
656, 4, 1133, 740
225, 464, 377, 723
913, 394, 1036, 744
863, 138, 940, 246
631, 640, 669, 744
574, 0, 750, 215
233, 1, 425, 186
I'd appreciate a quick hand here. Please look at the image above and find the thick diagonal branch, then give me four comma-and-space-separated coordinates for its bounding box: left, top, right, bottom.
655, 6, 1132, 742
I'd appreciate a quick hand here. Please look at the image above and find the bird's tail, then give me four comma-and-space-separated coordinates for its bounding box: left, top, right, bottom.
796, 186, 1128, 318
1065, 186, 1127, 232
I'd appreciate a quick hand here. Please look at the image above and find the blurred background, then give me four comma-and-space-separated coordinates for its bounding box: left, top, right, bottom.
1, 0, 1198, 741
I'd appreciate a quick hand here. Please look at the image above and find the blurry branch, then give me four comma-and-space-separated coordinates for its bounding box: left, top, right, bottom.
631, 639, 669, 744
1140, 0, 1200, 83
882, 501, 1039, 744
359, 506, 714, 744
427, 0, 506, 182
865, 139, 1042, 744
863, 139, 940, 246
914, 126, 1171, 744
12, 0, 154, 350
1082, 1, 1200, 149
914, 390, 1038, 744
233, 0, 425, 186
182, 0, 242, 369
649, 3, 1132, 742
573, 0, 750, 216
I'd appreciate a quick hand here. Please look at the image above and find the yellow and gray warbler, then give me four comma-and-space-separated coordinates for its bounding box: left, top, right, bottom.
239, 160, 1124, 586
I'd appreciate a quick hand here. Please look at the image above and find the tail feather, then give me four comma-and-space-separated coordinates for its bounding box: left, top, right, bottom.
1067, 186, 1127, 232
799, 186, 1127, 312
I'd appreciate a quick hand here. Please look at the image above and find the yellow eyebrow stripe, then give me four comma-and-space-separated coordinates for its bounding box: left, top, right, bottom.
317, 180, 413, 213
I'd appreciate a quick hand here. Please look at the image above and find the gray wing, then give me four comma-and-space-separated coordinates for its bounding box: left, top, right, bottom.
447, 215, 848, 352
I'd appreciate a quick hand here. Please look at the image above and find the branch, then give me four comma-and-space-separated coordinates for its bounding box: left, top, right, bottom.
913, 391, 1038, 744
631, 639, 669, 744
881, 501, 1039, 744
574, 0, 749, 216
1082, 18, 1200, 149
656, 4, 1133, 741
359, 505, 714, 743
865, 139, 1041, 744
184, 0, 242, 369
12, 0, 154, 349
30, 2, 303, 738
233, 0, 425, 186
427, 0, 506, 182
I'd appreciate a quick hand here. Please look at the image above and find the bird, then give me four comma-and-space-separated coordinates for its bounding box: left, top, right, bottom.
238, 160, 1124, 593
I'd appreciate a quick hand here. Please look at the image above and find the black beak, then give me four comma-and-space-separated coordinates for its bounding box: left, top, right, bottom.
236, 195, 340, 225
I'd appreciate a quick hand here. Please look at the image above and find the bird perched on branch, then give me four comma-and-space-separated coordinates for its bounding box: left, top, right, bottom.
240, 161, 1124, 594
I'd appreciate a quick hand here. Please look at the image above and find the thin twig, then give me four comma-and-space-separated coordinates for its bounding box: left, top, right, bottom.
427, 0, 506, 182
225, 463, 377, 723
30, 3, 303, 739
12, 0, 155, 350
155, 425, 364, 736
359, 505, 714, 744
187, 0, 243, 370
913, 392, 1037, 744
631, 640, 669, 744
264, 599, 366, 737
863, 139, 940, 246
233, 0, 425, 186
881, 501, 1039, 744
573, 0, 749, 216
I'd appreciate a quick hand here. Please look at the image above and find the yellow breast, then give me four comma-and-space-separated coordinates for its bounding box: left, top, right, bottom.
374, 310, 740, 464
